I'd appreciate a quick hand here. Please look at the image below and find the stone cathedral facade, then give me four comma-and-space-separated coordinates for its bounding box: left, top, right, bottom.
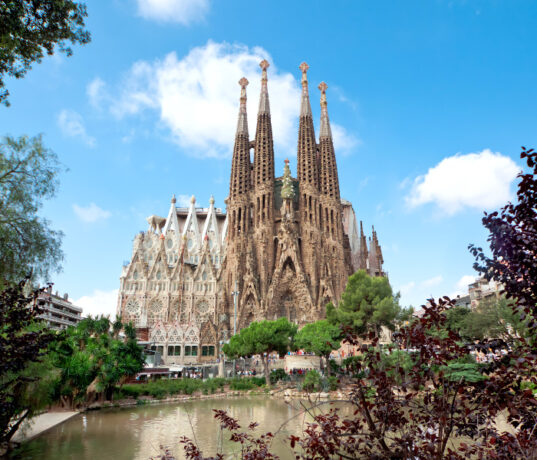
117, 61, 384, 365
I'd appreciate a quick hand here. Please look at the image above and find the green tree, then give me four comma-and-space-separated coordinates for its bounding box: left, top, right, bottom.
0, 0, 90, 106
0, 280, 55, 449
0, 135, 64, 285
443, 305, 471, 340
462, 296, 530, 342
294, 320, 341, 376
50, 316, 144, 407
327, 270, 401, 337
222, 317, 297, 385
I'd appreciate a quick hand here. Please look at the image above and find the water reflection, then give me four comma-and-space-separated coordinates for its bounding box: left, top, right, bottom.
13, 397, 349, 459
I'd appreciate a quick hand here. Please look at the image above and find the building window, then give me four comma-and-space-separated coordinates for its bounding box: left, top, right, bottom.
202, 346, 215, 356
168, 345, 181, 356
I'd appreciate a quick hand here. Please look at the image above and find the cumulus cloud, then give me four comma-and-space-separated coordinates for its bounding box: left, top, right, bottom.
176, 194, 192, 207
450, 274, 477, 298
74, 289, 119, 319
396, 275, 446, 308
421, 275, 443, 288
136, 0, 209, 24
73, 203, 112, 223
87, 77, 106, 109
399, 281, 416, 297
90, 41, 357, 159
57, 109, 96, 147
406, 149, 520, 215
331, 122, 361, 155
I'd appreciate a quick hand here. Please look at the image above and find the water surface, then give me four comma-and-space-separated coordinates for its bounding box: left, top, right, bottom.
14, 397, 343, 459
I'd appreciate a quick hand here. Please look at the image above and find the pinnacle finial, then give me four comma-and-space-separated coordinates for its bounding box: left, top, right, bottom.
299, 62, 309, 85
258, 60, 270, 114
171, 194, 176, 204
190, 195, 196, 204
209, 195, 215, 205
236, 77, 249, 135
319, 81, 331, 138
284, 158, 289, 165
319, 81, 328, 106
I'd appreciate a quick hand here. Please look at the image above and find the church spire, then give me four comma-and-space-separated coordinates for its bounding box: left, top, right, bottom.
229, 77, 251, 198
253, 59, 275, 187
299, 62, 312, 117
258, 59, 270, 114
297, 62, 318, 189
236, 77, 249, 136
318, 82, 340, 200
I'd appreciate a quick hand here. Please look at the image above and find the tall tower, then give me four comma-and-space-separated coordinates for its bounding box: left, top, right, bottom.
225, 77, 253, 326
252, 60, 276, 297
318, 82, 350, 298
296, 63, 322, 305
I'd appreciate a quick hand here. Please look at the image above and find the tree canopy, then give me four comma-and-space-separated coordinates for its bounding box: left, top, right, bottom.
0, 135, 64, 285
470, 147, 537, 339
49, 316, 144, 407
0, 279, 55, 445
327, 269, 402, 336
0, 0, 90, 106
294, 320, 341, 375
222, 317, 297, 385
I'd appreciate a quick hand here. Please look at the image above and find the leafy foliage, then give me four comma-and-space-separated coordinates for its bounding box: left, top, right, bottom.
0, 135, 64, 285
174, 147, 537, 460
0, 0, 90, 106
470, 146, 537, 339
222, 317, 297, 385
302, 369, 322, 393
327, 269, 402, 336
49, 316, 144, 407
0, 279, 55, 445
294, 320, 340, 375
269, 368, 288, 384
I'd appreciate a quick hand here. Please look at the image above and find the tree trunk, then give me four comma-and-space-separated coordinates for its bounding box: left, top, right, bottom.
324, 355, 331, 377
261, 355, 270, 386
2, 409, 30, 445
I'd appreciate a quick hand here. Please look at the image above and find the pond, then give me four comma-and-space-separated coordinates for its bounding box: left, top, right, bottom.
13, 397, 347, 459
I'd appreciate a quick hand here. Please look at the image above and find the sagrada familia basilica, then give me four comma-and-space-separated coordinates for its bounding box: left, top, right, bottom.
117, 61, 385, 365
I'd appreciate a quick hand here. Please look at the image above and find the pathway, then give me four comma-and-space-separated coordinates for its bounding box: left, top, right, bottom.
12, 411, 79, 442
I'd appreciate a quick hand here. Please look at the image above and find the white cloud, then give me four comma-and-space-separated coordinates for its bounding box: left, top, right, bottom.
57, 109, 96, 147
87, 77, 106, 109
74, 289, 118, 319
331, 122, 361, 155
450, 274, 477, 298
406, 149, 520, 215
73, 203, 112, 223
136, 0, 209, 24
396, 275, 445, 308
176, 194, 192, 207
399, 281, 416, 297
421, 275, 443, 288
92, 41, 356, 159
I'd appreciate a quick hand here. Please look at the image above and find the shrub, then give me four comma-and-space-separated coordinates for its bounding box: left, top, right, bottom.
326, 376, 339, 391
302, 370, 322, 393
229, 377, 265, 391
269, 369, 287, 384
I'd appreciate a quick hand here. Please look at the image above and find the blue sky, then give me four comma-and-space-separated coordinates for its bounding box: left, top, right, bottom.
1, 0, 536, 316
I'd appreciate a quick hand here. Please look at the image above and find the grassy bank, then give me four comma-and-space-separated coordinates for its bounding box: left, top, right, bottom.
114, 377, 266, 400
